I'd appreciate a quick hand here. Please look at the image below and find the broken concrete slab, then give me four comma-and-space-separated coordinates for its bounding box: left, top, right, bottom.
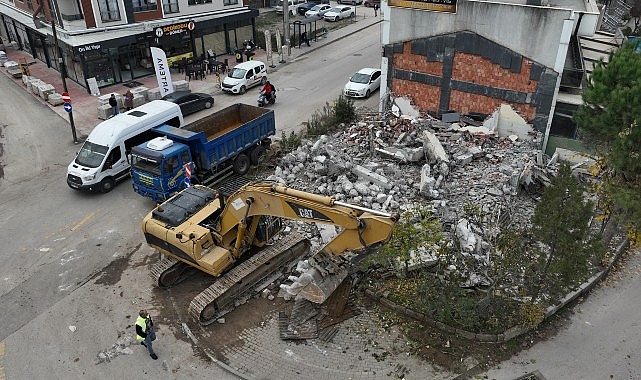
352, 165, 392, 189
483, 104, 533, 141
422, 130, 449, 163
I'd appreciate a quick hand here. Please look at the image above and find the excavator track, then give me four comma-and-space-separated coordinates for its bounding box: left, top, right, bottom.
188, 232, 310, 325
150, 255, 197, 289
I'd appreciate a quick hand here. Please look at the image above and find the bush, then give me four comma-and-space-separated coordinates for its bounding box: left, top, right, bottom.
333, 95, 357, 125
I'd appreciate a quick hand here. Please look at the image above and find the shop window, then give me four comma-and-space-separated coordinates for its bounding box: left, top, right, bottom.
163, 0, 179, 13
223, 0, 238, 4
188, 0, 212, 4
133, 0, 157, 12
98, 0, 121, 22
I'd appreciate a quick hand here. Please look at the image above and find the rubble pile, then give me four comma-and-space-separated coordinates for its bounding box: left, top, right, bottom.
272, 105, 561, 290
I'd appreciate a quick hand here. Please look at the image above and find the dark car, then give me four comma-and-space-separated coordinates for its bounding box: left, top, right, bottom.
161, 91, 214, 116
297, 0, 329, 16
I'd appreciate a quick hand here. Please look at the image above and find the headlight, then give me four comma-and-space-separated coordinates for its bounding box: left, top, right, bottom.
83, 174, 95, 181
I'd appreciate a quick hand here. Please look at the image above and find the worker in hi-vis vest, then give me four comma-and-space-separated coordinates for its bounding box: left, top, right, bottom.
136, 309, 158, 360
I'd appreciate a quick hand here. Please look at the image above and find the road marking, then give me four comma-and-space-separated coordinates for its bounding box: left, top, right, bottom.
0, 341, 5, 380
71, 211, 97, 231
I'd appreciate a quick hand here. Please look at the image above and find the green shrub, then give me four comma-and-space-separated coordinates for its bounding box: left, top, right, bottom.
333, 95, 357, 125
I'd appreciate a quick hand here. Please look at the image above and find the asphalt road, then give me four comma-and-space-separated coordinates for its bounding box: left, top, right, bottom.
0, 23, 382, 379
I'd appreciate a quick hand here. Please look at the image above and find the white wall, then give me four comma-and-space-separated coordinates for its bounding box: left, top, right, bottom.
385, 0, 579, 68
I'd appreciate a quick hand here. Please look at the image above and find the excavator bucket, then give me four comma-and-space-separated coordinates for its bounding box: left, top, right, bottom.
295, 251, 350, 304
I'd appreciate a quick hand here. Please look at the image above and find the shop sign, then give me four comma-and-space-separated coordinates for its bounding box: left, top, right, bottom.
154, 21, 195, 38
388, 0, 457, 13
75, 43, 102, 54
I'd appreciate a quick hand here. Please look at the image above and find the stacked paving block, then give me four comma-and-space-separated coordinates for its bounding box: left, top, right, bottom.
37, 83, 56, 100
47, 93, 64, 106
132, 94, 146, 108
97, 104, 113, 120
131, 86, 149, 102
173, 80, 189, 91
147, 87, 162, 100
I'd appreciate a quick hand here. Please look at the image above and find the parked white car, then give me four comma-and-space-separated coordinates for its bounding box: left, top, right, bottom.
323, 6, 355, 21
276, 0, 304, 15
222, 60, 267, 94
305, 4, 332, 17
343, 68, 381, 98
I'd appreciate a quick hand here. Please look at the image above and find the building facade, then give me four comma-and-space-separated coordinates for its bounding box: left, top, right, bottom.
0, 0, 258, 91
379, 0, 602, 149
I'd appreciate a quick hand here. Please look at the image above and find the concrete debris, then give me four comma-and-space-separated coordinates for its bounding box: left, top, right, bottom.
422, 130, 449, 164
483, 104, 533, 141
271, 104, 582, 291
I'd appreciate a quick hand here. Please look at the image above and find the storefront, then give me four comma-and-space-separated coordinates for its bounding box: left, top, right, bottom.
0, 8, 258, 92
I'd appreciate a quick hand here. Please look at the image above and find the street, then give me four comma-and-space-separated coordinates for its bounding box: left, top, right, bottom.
0, 21, 383, 379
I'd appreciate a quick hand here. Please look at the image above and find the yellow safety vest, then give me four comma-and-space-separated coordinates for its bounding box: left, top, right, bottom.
136, 315, 147, 341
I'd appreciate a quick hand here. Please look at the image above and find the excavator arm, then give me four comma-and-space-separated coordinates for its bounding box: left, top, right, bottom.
219, 182, 397, 258
217, 182, 398, 302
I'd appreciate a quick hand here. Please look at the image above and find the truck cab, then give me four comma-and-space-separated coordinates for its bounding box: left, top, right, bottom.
130, 137, 194, 203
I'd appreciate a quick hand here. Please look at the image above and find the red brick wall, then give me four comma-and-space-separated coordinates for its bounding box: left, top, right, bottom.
393, 41, 443, 76
80, 0, 96, 28
134, 8, 164, 22
390, 41, 540, 121
452, 52, 537, 93
392, 79, 441, 113
449, 90, 536, 120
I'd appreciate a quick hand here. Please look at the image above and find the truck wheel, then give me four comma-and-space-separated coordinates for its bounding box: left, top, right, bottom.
250, 145, 266, 165
100, 177, 115, 193
239, 86, 246, 95
233, 153, 250, 174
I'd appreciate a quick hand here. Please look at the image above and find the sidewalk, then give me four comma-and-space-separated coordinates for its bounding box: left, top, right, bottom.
0, 13, 380, 143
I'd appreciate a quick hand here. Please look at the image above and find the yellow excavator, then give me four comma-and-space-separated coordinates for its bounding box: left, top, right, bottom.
142, 179, 397, 325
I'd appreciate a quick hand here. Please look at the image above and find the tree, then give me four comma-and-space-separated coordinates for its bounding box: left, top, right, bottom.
531, 164, 599, 299
573, 41, 641, 240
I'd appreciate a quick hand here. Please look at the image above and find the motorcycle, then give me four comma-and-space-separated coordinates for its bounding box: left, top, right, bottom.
257, 90, 276, 107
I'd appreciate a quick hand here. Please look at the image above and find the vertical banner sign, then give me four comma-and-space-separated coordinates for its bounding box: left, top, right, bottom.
275, 29, 283, 63
150, 47, 174, 96
264, 30, 273, 66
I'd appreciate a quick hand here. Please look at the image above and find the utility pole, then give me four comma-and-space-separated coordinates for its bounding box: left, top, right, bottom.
49, 1, 78, 144
283, 2, 291, 58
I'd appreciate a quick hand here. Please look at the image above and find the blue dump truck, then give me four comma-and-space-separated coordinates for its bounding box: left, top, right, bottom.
130, 103, 275, 202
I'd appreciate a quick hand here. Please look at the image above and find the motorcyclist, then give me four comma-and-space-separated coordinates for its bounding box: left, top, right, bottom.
261, 81, 276, 103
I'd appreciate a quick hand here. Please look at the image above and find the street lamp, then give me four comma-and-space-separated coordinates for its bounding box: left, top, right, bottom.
47, 0, 79, 144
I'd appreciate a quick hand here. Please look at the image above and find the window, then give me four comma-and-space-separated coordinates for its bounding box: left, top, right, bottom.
180, 151, 190, 166
103, 147, 122, 171
97, 0, 121, 22
188, 0, 212, 4
223, 0, 238, 5
163, 0, 179, 13
133, 0, 157, 12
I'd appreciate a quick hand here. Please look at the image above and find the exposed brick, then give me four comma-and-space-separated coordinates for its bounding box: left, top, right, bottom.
393, 43, 443, 76
452, 52, 537, 93
449, 90, 536, 120
392, 79, 440, 113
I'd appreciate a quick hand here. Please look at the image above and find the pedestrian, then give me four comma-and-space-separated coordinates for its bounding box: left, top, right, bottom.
123, 90, 134, 111
301, 31, 310, 47
374, 3, 379, 17
109, 94, 118, 116
135, 309, 158, 360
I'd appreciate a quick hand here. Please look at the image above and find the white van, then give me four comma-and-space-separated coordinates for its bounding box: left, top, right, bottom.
67, 100, 184, 193
221, 60, 267, 94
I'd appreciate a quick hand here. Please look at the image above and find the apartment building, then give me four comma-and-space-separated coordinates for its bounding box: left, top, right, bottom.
0, 0, 258, 90
379, 0, 620, 151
